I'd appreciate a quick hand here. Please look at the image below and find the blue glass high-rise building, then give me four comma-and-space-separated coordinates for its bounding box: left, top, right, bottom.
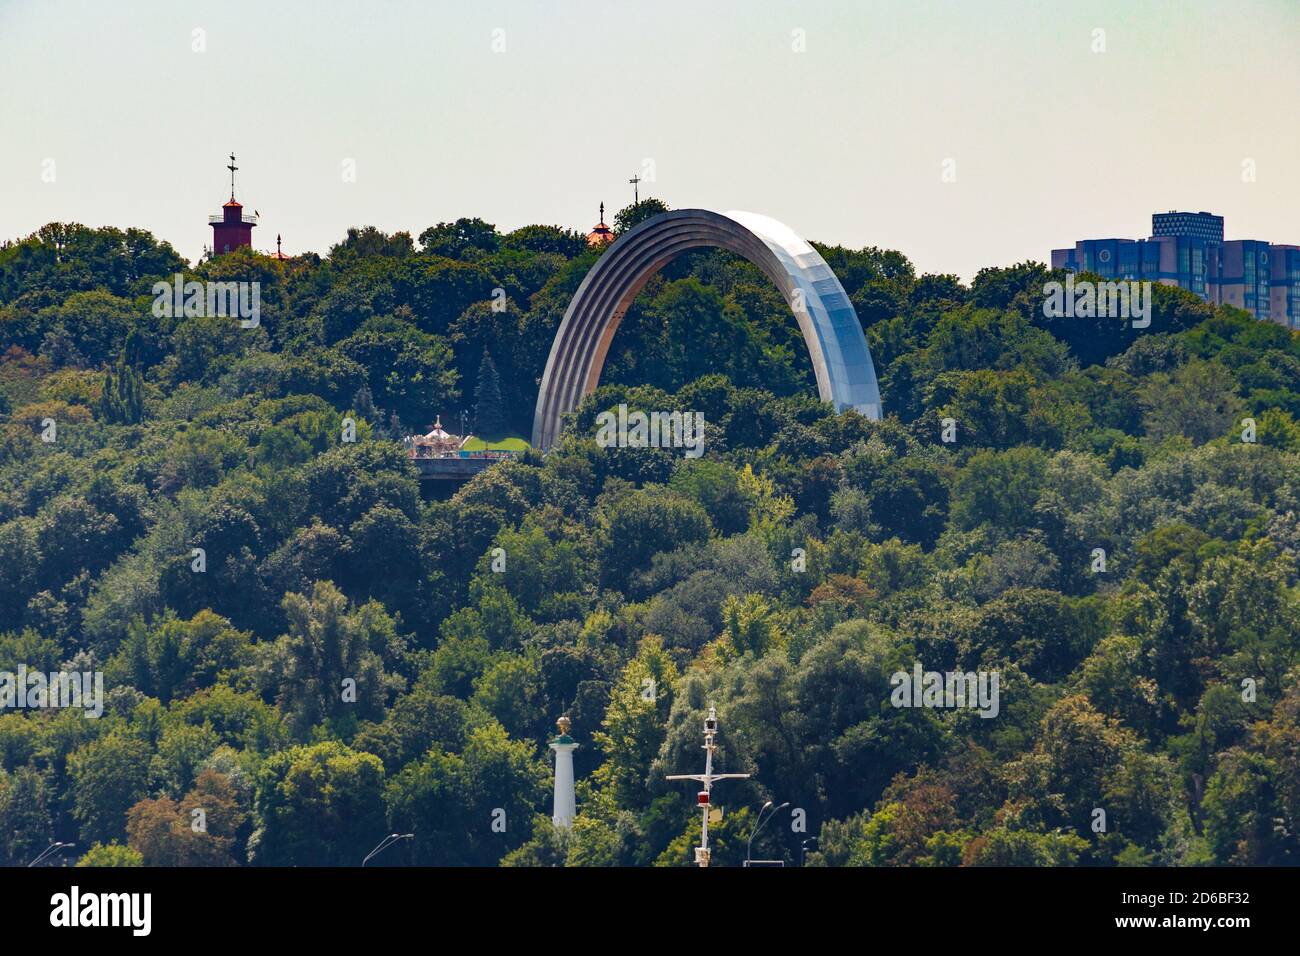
1051, 237, 1163, 281
1271, 246, 1300, 330
1210, 240, 1272, 322
1051, 211, 1297, 327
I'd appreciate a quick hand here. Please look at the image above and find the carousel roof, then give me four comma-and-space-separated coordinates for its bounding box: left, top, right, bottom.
414, 415, 462, 445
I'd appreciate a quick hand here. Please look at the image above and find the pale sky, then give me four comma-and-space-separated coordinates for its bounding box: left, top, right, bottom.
1, 0, 1297, 281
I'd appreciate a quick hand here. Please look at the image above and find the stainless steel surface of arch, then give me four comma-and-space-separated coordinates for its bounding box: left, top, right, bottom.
531, 208, 882, 450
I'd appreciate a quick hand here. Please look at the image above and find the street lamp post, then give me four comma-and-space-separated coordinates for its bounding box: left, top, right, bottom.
800, 837, 819, 867
745, 800, 790, 867
362, 833, 413, 867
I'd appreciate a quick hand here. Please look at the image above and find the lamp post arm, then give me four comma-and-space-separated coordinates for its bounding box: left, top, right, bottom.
362, 834, 399, 867
747, 802, 790, 864
363, 833, 413, 866
27, 841, 71, 868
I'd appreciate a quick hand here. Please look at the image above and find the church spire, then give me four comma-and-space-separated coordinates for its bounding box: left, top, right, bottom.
586, 202, 614, 248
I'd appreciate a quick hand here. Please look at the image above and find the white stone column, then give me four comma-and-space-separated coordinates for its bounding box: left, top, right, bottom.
550, 717, 578, 828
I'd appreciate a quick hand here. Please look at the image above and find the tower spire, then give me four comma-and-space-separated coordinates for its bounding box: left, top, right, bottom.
586, 202, 615, 248
227, 152, 239, 201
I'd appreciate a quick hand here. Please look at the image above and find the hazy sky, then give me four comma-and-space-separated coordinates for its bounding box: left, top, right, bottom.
2, 0, 1297, 280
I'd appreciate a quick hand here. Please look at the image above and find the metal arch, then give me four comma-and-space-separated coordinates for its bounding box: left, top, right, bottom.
531, 208, 882, 450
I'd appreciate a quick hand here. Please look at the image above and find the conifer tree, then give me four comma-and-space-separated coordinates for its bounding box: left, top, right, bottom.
94, 358, 144, 424
94, 367, 121, 423
353, 385, 380, 426
474, 350, 506, 438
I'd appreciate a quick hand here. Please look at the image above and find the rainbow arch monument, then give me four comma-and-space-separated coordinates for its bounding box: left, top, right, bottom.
531, 208, 882, 451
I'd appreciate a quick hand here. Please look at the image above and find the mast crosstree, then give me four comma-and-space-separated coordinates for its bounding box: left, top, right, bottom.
665, 705, 749, 867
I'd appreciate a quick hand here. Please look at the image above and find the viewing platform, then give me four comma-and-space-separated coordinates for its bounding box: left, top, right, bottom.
405, 416, 526, 481
210, 212, 259, 225
411, 452, 514, 481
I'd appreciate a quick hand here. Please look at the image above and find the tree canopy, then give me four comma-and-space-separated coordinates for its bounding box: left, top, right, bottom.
1, 214, 1298, 867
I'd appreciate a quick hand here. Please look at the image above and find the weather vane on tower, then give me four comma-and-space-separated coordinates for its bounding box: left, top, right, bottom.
227, 152, 238, 201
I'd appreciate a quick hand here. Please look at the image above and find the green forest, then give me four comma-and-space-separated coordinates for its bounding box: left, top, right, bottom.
1, 199, 1298, 867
